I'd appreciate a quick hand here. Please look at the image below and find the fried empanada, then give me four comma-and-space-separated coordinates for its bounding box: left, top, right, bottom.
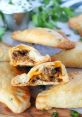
68, 14, 82, 36
12, 28, 75, 49
11, 61, 69, 86
52, 42, 82, 68
0, 62, 30, 113
9, 44, 51, 66
0, 42, 11, 61
36, 71, 82, 110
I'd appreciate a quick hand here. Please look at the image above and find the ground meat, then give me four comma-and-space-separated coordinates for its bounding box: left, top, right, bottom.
55, 67, 61, 72
12, 50, 35, 65
42, 67, 61, 82
43, 66, 57, 76
31, 67, 62, 83
30, 77, 40, 83
12, 50, 28, 59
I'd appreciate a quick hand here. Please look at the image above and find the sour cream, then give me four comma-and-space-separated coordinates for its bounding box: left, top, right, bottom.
0, 0, 42, 14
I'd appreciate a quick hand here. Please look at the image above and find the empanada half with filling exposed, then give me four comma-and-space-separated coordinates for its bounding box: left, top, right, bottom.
11, 61, 69, 86
9, 44, 51, 66
0, 62, 30, 113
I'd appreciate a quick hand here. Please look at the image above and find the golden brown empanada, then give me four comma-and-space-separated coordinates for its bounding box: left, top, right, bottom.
52, 42, 82, 68
69, 14, 82, 36
0, 62, 30, 113
12, 28, 75, 49
36, 71, 82, 110
9, 44, 51, 66
0, 42, 11, 61
11, 61, 69, 86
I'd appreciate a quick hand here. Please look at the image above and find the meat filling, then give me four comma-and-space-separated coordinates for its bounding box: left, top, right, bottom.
31, 66, 62, 83
12, 50, 34, 63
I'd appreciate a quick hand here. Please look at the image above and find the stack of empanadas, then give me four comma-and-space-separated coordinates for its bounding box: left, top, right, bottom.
1, 27, 82, 114
10, 28, 82, 112
9, 44, 70, 112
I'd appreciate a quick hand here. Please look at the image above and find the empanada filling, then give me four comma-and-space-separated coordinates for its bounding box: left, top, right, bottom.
12, 50, 34, 63
30, 66, 62, 83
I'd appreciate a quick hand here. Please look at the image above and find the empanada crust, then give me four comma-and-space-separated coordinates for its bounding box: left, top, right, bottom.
69, 15, 82, 36
12, 28, 75, 49
36, 71, 82, 110
52, 42, 82, 68
0, 62, 30, 113
0, 42, 11, 62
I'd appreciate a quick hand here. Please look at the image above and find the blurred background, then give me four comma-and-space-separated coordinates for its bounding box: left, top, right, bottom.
0, 0, 82, 54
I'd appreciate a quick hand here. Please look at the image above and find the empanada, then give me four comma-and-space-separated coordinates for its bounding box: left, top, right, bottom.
12, 28, 75, 49
69, 14, 82, 36
52, 42, 82, 68
0, 42, 11, 61
0, 62, 30, 113
11, 61, 69, 86
9, 44, 51, 66
36, 71, 82, 110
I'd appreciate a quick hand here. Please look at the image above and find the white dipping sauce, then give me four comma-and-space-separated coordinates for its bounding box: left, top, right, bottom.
0, 0, 42, 14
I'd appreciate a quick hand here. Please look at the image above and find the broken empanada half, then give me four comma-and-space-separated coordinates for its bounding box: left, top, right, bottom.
12, 27, 75, 49
9, 44, 51, 66
0, 62, 30, 113
11, 61, 69, 86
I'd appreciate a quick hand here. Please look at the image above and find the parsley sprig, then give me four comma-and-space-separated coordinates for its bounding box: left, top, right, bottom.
31, 0, 74, 28
71, 110, 80, 117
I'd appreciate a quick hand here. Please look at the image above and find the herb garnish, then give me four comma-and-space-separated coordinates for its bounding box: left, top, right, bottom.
8, 0, 13, 5
31, 0, 74, 29
0, 27, 6, 40
71, 110, 80, 117
80, 37, 82, 41
52, 112, 58, 117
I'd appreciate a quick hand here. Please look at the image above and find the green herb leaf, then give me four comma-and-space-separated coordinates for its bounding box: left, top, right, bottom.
80, 37, 82, 41
45, 21, 55, 29
71, 110, 80, 117
31, 0, 74, 28
0, 27, 6, 40
32, 14, 39, 26
0, 11, 5, 22
43, 0, 50, 5
52, 112, 58, 117
8, 0, 13, 5
32, 13, 45, 27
